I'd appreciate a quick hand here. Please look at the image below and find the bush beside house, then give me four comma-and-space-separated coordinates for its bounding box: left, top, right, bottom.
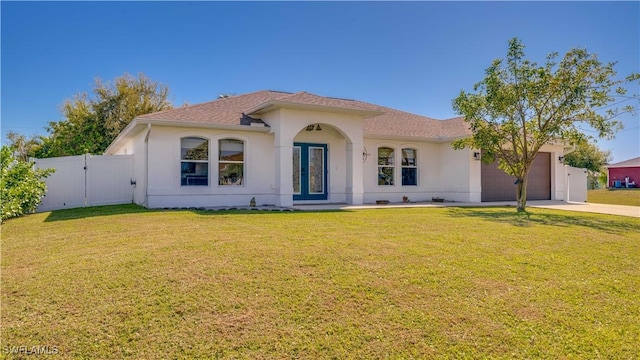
1, 146, 54, 221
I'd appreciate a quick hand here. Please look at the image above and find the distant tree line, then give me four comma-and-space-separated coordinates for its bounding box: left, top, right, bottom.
7, 73, 173, 159
1, 73, 172, 221
563, 141, 612, 189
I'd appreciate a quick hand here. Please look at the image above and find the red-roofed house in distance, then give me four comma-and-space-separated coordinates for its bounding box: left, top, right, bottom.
104, 90, 576, 208
606, 157, 640, 188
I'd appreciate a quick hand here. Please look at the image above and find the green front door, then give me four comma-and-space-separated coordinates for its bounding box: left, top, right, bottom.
293, 143, 328, 201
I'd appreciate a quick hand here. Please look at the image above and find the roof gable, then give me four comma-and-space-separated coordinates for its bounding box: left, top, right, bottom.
137, 90, 290, 126
131, 90, 471, 140
246, 92, 384, 117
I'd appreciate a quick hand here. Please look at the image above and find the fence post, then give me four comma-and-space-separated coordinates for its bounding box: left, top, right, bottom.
84, 153, 88, 207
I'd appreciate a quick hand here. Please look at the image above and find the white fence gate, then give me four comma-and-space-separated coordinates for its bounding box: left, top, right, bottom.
34, 154, 134, 212
566, 165, 588, 203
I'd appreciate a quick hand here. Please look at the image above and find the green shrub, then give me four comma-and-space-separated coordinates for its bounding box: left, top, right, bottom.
1, 146, 54, 221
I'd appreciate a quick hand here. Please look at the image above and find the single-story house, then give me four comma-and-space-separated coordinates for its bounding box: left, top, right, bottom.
605, 156, 640, 188
105, 90, 572, 208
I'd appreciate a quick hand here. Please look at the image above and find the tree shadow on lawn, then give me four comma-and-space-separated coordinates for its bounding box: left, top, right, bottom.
44, 204, 154, 222
44, 204, 348, 222
446, 206, 639, 235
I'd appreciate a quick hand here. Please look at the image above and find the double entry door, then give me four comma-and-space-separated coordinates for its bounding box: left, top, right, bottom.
293, 143, 328, 201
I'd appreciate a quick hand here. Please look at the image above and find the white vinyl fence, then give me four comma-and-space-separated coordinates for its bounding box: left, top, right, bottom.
34, 154, 134, 212
566, 165, 588, 203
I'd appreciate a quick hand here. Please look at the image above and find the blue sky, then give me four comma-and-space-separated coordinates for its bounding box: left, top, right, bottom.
2, 1, 638, 162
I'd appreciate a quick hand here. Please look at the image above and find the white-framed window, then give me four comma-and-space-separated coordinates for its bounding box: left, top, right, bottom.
219, 139, 244, 186
378, 147, 395, 186
181, 137, 209, 186
402, 148, 417, 186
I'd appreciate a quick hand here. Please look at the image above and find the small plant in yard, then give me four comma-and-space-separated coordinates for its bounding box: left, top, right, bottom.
0, 145, 54, 221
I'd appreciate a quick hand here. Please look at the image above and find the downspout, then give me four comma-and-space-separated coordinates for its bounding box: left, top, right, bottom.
144, 124, 151, 208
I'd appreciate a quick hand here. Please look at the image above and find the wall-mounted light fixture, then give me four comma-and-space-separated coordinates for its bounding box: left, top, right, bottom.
558, 156, 564, 163
473, 152, 481, 161
362, 147, 370, 163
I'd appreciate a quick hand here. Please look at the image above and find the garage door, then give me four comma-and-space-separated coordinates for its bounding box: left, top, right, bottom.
481, 152, 551, 202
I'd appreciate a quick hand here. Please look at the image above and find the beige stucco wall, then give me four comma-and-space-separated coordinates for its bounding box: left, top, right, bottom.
362, 139, 447, 203
116, 107, 367, 208
110, 127, 148, 206
261, 108, 365, 206
111, 109, 572, 208
541, 143, 569, 201
439, 143, 478, 202
361, 139, 482, 203
293, 125, 349, 203
144, 126, 277, 208
132, 129, 148, 206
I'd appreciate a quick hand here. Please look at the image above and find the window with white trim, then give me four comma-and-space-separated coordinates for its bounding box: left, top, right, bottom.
219, 139, 244, 186
181, 137, 209, 186
378, 147, 395, 186
402, 148, 417, 186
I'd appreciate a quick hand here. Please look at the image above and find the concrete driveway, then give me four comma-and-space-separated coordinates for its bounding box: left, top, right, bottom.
294, 200, 640, 218
525, 200, 640, 218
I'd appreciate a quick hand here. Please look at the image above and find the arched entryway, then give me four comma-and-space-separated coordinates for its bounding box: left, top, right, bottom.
291, 121, 362, 204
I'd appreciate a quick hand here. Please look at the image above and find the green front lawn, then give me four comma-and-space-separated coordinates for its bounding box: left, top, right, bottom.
588, 188, 640, 207
2, 205, 639, 358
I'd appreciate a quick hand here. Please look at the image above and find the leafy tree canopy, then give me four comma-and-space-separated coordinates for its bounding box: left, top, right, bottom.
564, 141, 611, 173
36, 73, 172, 157
564, 140, 612, 189
5, 131, 43, 162
452, 38, 639, 211
1, 146, 54, 221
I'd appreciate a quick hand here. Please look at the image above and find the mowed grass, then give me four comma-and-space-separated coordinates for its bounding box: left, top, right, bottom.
588, 188, 640, 207
2, 205, 639, 359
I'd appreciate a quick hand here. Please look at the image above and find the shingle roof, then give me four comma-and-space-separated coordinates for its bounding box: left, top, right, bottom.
272, 91, 377, 112
137, 90, 471, 139
137, 90, 287, 125
606, 156, 640, 168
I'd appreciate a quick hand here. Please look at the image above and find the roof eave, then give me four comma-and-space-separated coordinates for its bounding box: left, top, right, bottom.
138, 118, 271, 132
604, 164, 640, 168
105, 119, 146, 154
105, 117, 271, 154
364, 133, 471, 143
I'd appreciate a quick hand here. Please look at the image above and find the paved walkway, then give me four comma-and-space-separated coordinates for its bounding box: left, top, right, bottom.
294, 200, 640, 218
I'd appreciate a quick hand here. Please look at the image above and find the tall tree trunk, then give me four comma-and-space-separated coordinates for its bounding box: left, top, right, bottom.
516, 169, 530, 212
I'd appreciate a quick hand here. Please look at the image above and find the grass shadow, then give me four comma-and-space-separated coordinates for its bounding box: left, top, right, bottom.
190, 208, 352, 217
44, 204, 352, 222
446, 206, 639, 235
44, 204, 154, 222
